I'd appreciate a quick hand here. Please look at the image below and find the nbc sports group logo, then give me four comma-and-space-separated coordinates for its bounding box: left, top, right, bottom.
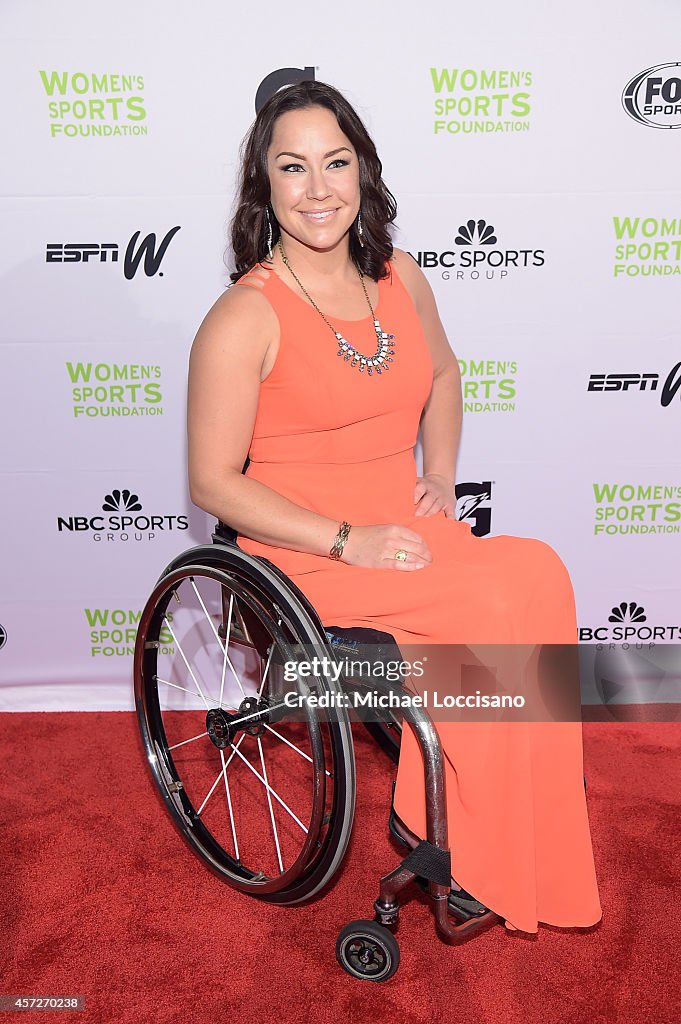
409, 219, 545, 282
579, 601, 681, 643
57, 490, 188, 543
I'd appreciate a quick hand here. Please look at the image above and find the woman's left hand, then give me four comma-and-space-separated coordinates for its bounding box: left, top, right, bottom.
413, 474, 456, 517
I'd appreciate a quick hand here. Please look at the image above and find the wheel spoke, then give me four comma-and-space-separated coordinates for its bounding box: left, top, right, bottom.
168, 729, 209, 750
257, 735, 284, 873
264, 723, 332, 778
257, 642, 275, 699
218, 592, 234, 708
196, 734, 247, 816
190, 578, 248, 701
155, 676, 208, 704
219, 746, 240, 861
163, 613, 211, 710
228, 740, 308, 834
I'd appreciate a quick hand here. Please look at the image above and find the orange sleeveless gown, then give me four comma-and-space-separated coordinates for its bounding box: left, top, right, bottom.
235, 260, 602, 934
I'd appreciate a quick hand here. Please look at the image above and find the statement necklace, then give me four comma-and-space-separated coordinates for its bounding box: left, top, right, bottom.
277, 240, 396, 377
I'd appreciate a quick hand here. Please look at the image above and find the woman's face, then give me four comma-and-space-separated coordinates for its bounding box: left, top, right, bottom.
266, 105, 361, 255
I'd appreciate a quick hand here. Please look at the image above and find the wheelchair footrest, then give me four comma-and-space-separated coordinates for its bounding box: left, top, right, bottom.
413, 875, 490, 921
388, 802, 491, 921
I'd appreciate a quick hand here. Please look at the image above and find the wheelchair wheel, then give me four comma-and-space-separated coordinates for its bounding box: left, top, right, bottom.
336, 920, 400, 982
134, 543, 356, 905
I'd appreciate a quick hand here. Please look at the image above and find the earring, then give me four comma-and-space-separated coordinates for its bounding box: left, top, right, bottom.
265, 205, 273, 261
357, 210, 365, 248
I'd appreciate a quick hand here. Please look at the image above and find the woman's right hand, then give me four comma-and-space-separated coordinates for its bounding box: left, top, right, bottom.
341, 525, 433, 570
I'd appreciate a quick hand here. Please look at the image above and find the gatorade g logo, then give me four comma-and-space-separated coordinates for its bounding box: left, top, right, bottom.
255, 67, 316, 112
622, 63, 681, 129
455, 481, 492, 537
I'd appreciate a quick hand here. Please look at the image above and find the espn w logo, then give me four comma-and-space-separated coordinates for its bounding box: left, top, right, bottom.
46, 226, 180, 278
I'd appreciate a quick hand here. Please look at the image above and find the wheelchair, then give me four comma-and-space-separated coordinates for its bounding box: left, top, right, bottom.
133, 518, 502, 982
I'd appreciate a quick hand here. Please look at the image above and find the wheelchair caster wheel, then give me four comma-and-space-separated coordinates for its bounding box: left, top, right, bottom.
336, 919, 400, 982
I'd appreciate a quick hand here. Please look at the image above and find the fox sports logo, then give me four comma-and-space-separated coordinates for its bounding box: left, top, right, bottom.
622, 62, 681, 129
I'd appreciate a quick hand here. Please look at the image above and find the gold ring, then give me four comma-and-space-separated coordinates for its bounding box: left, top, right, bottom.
394, 549, 408, 562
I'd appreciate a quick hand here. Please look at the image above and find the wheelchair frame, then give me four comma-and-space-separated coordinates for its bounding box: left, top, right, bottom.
134, 519, 501, 981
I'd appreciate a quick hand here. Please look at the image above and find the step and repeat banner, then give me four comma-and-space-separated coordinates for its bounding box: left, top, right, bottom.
0, 1, 679, 709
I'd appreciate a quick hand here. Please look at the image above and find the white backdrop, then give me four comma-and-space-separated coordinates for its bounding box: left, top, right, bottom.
1, 0, 679, 709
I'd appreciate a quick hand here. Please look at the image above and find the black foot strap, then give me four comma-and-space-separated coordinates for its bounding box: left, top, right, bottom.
401, 841, 452, 887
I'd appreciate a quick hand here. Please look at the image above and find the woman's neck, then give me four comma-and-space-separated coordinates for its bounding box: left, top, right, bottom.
275, 231, 358, 284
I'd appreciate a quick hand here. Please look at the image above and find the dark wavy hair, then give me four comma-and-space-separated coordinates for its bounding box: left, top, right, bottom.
228, 80, 397, 283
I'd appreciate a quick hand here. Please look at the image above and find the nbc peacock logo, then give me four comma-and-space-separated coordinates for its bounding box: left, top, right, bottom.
455, 219, 498, 246
608, 602, 646, 624
56, 489, 189, 543
102, 489, 142, 512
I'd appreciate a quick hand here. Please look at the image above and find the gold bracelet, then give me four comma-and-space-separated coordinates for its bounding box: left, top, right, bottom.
329, 521, 352, 560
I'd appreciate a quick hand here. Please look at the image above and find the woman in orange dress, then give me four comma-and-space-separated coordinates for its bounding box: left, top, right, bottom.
187, 80, 602, 935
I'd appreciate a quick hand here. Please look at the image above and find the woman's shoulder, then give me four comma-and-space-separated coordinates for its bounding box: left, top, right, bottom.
194, 265, 278, 350
388, 246, 432, 313
228, 261, 275, 297
212, 264, 277, 316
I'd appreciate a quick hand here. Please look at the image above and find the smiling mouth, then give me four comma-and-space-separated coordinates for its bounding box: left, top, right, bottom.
299, 209, 339, 221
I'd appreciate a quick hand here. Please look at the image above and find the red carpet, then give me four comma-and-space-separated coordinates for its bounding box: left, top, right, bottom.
1, 713, 679, 1023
